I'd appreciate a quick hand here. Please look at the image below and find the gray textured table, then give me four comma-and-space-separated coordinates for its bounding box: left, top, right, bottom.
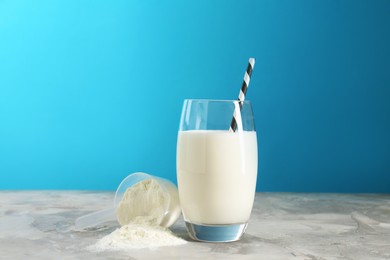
0, 191, 389, 259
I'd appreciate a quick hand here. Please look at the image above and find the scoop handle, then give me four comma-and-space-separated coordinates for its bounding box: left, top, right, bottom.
75, 206, 116, 230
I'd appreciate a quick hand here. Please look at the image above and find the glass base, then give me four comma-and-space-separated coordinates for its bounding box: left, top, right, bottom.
185, 222, 248, 242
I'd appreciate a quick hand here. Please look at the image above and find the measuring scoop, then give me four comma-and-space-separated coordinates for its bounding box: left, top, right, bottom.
75, 172, 181, 229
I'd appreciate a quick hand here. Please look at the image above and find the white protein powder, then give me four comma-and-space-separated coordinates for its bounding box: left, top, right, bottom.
89, 223, 186, 251
116, 178, 169, 226
88, 179, 186, 251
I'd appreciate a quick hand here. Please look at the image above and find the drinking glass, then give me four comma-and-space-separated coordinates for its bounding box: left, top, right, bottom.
177, 99, 258, 242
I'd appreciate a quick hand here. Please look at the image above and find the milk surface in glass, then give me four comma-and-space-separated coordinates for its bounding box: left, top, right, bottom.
177, 130, 258, 225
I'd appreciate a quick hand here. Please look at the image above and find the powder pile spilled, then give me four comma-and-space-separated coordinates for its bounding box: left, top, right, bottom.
89, 222, 186, 251
88, 179, 186, 251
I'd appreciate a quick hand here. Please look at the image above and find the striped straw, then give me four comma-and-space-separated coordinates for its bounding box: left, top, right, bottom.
230, 58, 256, 132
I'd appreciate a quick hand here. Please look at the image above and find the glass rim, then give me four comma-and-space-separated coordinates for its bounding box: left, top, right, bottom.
184, 99, 252, 104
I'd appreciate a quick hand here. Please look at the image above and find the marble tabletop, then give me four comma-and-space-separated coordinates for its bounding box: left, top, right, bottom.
0, 191, 389, 260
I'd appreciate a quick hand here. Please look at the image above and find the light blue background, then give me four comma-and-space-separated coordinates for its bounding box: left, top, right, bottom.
0, 0, 389, 192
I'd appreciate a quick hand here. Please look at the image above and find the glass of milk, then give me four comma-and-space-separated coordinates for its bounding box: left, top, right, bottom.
177, 99, 258, 242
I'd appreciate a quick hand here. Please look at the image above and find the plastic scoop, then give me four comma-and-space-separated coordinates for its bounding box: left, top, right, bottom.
75, 172, 181, 229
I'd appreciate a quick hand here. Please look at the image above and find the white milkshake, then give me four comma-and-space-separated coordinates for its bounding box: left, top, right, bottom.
177, 130, 258, 225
